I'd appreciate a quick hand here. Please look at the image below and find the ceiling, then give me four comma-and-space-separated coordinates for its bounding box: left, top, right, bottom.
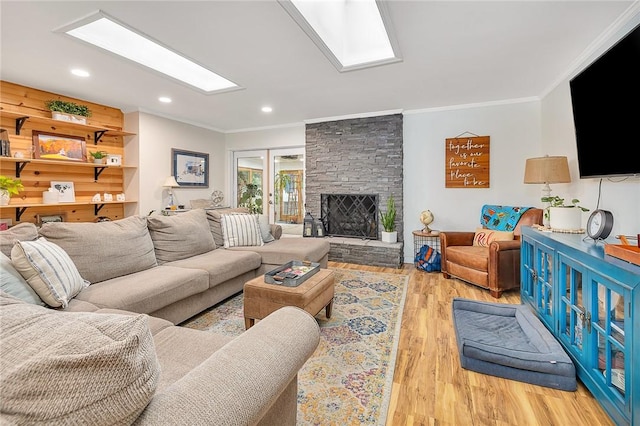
1, 1, 636, 133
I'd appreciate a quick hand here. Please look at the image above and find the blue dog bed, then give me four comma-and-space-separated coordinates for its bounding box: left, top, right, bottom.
452, 298, 576, 391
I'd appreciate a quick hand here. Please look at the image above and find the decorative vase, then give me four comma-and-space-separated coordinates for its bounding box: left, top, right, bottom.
381, 231, 397, 243
549, 207, 582, 231
0, 189, 10, 206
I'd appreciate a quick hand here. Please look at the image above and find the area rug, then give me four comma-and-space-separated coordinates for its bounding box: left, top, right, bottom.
182, 268, 409, 425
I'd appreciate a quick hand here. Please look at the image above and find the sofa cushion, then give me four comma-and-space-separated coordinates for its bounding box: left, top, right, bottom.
472, 228, 514, 247
165, 249, 261, 288
0, 222, 38, 257
74, 265, 209, 314
0, 295, 160, 424
11, 238, 89, 308
38, 216, 158, 284
446, 245, 489, 271
228, 237, 330, 266
0, 252, 44, 306
258, 215, 275, 243
221, 214, 264, 248
206, 208, 250, 247
147, 209, 216, 264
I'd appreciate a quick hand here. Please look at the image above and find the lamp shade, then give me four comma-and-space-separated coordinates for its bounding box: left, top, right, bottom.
163, 176, 179, 188
523, 156, 571, 184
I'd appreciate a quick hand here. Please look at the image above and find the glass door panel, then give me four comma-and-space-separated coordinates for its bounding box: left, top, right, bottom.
269, 148, 305, 225
594, 282, 626, 399
233, 150, 267, 214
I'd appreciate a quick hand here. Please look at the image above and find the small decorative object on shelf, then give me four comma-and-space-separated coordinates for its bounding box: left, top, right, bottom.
420, 209, 434, 233
116, 193, 126, 202
313, 218, 324, 237
89, 150, 108, 164
103, 193, 113, 202
51, 181, 75, 203
107, 154, 122, 166
0, 128, 11, 157
91, 193, 101, 202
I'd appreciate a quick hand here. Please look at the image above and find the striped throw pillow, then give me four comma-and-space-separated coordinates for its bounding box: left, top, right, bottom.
10, 238, 89, 308
220, 214, 264, 248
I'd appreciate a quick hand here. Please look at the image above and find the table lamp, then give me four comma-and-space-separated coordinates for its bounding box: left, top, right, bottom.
523, 155, 571, 227
163, 176, 179, 207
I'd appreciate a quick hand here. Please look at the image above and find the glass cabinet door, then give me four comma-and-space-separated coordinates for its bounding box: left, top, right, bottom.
520, 236, 535, 305
590, 272, 628, 416
534, 242, 555, 330
558, 254, 587, 363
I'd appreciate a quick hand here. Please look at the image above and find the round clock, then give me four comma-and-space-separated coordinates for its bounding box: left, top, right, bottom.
586, 209, 614, 240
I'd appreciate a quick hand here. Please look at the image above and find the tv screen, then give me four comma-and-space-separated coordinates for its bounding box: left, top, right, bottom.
569, 23, 640, 179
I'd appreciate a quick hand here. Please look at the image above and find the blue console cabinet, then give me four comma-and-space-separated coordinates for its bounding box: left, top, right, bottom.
521, 226, 639, 426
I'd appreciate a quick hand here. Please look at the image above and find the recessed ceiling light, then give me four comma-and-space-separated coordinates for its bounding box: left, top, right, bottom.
159, 96, 172, 103
57, 11, 239, 94
279, 0, 400, 72
261, 106, 273, 113
71, 68, 90, 77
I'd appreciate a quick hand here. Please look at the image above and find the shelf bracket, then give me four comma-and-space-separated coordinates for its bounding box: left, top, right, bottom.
94, 204, 105, 215
94, 130, 107, 144
15, 117, 29, 135
94, 166, 106, 181
15, 206, 27, 221
15, 161, 28, 178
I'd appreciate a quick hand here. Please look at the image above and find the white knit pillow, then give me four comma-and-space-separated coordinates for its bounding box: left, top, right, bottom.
10, 238, 89, 308
221, 214, 264, 248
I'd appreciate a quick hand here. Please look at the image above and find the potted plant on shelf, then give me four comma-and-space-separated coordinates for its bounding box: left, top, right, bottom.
45, 100, 92, 124
0, 175, 24, 206
541, 195, 589, 230
381, 195, 397, 243
89, 150, 108, 164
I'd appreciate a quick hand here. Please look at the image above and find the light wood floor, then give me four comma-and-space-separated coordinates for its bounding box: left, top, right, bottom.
328, 261, 613, 426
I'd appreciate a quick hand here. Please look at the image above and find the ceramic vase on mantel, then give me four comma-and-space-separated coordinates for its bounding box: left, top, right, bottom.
381, 231, 398, 244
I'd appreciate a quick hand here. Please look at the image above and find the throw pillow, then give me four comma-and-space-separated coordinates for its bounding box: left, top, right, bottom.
258, 215, 275, 243
147, 209, 216, 264
206, 208, 251, 247
38, 216, 158, 283
0, 222, 38, 258
0, 296, 159, 424
221, 214, 264, 248
0, 252, 44, 306
11, 238, 89, 308
472, 227, 514, 247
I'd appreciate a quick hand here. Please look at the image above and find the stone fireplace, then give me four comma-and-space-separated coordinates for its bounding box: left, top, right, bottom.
306, 114, 403, 268
321, 193, 378, 239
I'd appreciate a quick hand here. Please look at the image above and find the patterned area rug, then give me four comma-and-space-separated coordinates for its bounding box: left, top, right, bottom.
182, 268, 409, 425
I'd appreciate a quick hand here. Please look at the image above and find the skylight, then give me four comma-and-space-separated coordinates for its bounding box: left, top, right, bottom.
56, 11, 238, 94
279, 0, 400, 71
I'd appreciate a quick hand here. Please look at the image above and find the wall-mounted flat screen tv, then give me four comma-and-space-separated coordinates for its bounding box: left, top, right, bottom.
569, 22, 640, 179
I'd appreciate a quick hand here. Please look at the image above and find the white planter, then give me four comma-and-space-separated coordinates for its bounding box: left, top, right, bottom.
0, 189, 9, 206
549, 207, 582, 231
51, 111, 87, 125
381, 231, 397, 243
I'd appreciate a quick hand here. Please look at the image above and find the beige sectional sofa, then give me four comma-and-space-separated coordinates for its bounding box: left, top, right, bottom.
0, 209, 330, 424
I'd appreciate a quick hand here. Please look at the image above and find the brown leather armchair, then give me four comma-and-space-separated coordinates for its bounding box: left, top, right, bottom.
439, 207, 543, 298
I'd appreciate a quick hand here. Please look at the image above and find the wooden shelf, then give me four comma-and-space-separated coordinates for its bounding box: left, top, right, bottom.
0, 200, 138, 221
0, 157, 135, 180
0, 110, 136, 143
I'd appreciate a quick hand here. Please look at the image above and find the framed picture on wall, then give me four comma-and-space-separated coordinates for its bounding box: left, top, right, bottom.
172, 149, 209, 187
32, 131, 87, 162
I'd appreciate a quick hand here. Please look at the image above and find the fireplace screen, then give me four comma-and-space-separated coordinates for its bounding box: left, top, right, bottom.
321, 194, 378, 239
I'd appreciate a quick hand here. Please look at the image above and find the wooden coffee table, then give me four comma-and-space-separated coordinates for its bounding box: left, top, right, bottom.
243, 268, 335, 329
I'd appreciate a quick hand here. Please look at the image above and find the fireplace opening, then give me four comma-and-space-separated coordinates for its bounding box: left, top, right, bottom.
321, 194, 378, 239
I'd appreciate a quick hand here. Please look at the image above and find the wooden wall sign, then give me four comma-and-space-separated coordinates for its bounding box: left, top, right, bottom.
445, 135, 490, 188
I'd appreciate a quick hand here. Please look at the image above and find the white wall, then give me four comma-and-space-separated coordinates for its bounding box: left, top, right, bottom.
402, 101, 543, 262
131, 112, 226, 215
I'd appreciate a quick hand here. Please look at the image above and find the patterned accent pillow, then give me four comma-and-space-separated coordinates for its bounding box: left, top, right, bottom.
0, 296, 159, 424
472, 228, 514, 247
221, 214, 264, 248
10, 238, 89, 308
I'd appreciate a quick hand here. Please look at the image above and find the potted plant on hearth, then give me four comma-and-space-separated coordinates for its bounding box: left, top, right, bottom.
0, 175, 24, 206
542, 195, 589, 231
45, 100, 92, 124
380, 195, 397, 243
